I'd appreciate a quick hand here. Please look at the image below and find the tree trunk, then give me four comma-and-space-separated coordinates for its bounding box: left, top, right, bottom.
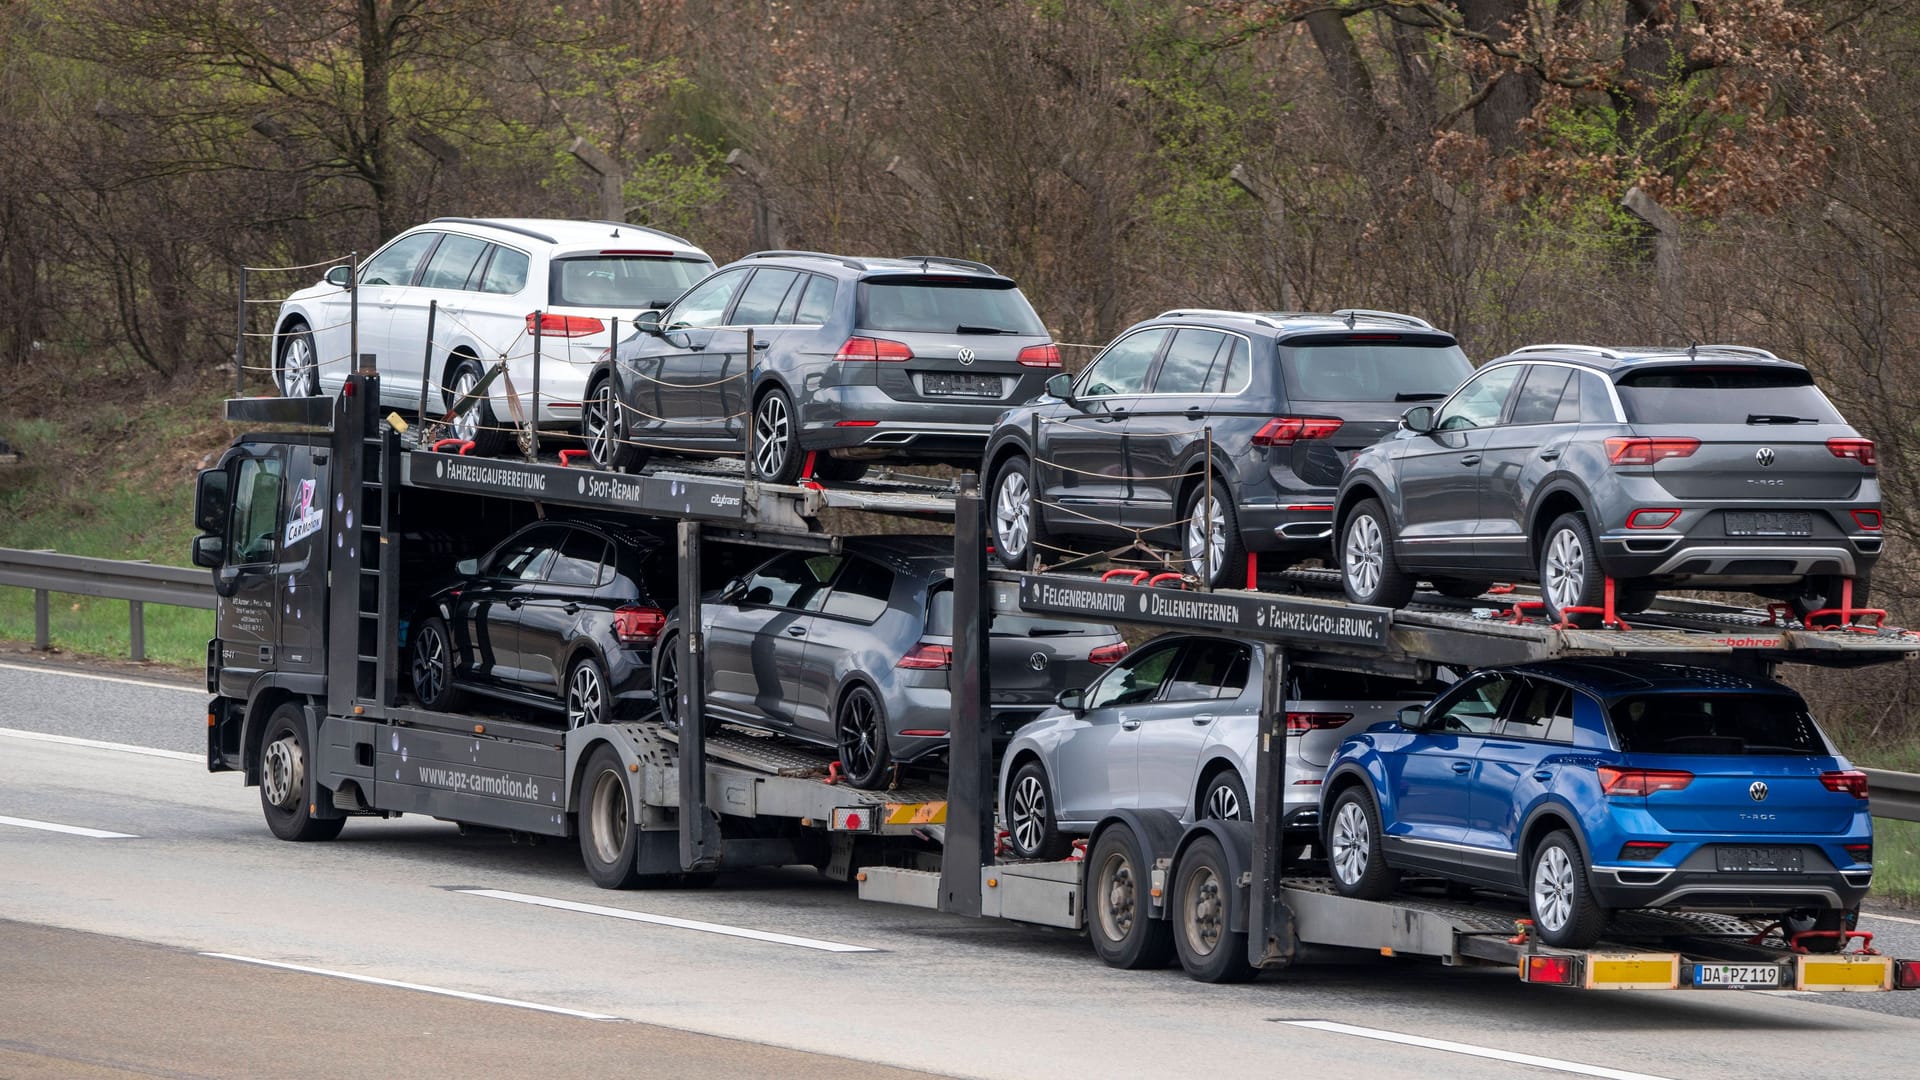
1461, 0, 1539, 153
1302, 11, 1388, 137
358, 0, 399, 239
1617, 0, 1677, 167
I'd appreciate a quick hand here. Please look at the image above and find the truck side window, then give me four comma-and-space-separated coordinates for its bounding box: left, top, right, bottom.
227, 455, 284, 565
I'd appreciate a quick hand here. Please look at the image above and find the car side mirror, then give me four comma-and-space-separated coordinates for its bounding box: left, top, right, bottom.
193, 468, 229, 534
633, 309, 664, 335
325, 264, 352, 287
1397, 703, 1428, 730
455, 557, 479, 576
1055, 687, 1086, 715
1045, 372, 1075, 403
1400, 405, 1435, 434
191, 534, 225, 569
718, 575, 745, 601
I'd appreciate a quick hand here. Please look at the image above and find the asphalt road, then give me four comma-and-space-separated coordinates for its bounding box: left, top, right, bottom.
4, 656, 1920, 1080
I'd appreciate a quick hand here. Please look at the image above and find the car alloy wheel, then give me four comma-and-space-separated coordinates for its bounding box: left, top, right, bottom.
411, 620, 450, 704
1344, 514, 1385, 598
260, 732, 304, 811
567, 659, 607, 728
655, 634, 679, 725
280, 334, 317, 397
450, 369, 482, 443
1532, 843, 1576, 934
1329, 798, 1371, 887
835, 687, 886, 787
1544, 527, 1590, 615
1204, 780, 1242, 821
753, 393, 792, 480
1010, 772, 1049, 855
1186, 490, 1227, 582
994, 468, 1032, 562
585, 380, 614, 466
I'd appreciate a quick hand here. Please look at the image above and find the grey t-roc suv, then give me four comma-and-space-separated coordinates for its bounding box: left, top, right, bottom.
591, 251, 1058, 482
983, 309, 1472, 586
1335, 344, 1883, 625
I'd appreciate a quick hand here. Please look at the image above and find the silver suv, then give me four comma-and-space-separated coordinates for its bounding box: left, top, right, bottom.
1335, 344, 1883, 625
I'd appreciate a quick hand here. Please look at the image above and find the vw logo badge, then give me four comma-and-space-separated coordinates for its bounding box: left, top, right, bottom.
958, 347, 977, 366
1029, 651, 1048, 671
1749, 781, 1769, 802
1755, 447, 1776, 467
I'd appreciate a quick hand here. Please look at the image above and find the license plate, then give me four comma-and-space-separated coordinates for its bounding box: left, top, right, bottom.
1715, 845, 1802, 872
923, 373, 1001, 397
1694, 963, 1782, 988
1725, 511, 1811, 537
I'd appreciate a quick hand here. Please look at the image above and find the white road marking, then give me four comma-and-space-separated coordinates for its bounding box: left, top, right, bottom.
0, 726, 202, 763
1279, 1020, 1679, 1080
0, 660, 205, 694
200, 953, 621, 1021
1861, 910, 1920, 928
461, 888, 880, 953
0, 814, 138, 839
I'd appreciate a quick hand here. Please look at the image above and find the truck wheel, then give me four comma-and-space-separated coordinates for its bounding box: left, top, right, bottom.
1327, 787, 1398, 900
1087, 825, 1174, 969
834, 685, 891, 790
258, 704, 344, 842
1005, 760, 1071, 861
1341, 499, 1415, 608
566, 654, 611, 728
579, 743, 643, 889
1171, 834, 1257, 983
410, 616, 462, 711
1528, 831, 1605, 948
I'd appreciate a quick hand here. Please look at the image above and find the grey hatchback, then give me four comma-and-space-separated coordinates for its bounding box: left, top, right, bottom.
595, 252, 1059, 483
654, 536, 1126, 789
1336, 345, 1883, 625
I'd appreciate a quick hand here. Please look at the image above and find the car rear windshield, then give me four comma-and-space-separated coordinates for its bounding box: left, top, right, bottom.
1281, 338, 1474, 402
925, 587, 1109, 638
550, 256, 712, 309
1608, 693, 1827, 755
859, 278, 1047, 335
1615, 366, 1845, 425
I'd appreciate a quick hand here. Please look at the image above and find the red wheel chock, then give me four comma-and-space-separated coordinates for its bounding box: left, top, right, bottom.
430, 438, 476, 456
1102, 569, 1150, 585
557, 449, 590, 467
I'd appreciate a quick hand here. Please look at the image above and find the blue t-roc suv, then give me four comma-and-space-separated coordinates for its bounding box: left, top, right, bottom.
1322, 658, 1873, 948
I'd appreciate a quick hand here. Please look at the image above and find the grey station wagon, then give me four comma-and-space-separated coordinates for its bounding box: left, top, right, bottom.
1336, 344, 1883, 625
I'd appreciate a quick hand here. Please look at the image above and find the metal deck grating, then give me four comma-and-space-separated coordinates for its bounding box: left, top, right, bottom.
654, 723, 950, 804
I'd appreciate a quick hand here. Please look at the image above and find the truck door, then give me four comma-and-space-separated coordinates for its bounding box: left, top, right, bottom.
212, 445, 287, 698
275, 443, 330, 675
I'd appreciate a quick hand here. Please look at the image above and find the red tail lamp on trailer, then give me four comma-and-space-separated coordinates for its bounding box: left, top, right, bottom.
1522, 955, 1578, 986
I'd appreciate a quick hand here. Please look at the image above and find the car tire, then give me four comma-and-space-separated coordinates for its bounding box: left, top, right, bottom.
1171, 834, 1258, 983
750, 387, 804, 484
1005, 760, 1072, 861
810, 455, 869, 483
276, 322, 320, 397
1184, 481, 1247, 588
579, 743, 644, 889
653, 631, 720, 737
1614, 579, 1660, 615
1539, 512, 1605, 628
446, 359, 509, 457
989, 454, 1049, 570
1430, 578, 1493, 600
583, 374, 619, 468
258, 703, 345, 842
1340, 499, 1416, 608
1784, 906, 1857, 954
1789, 574, 1872, 626
566, 653, 612, 728
1528, 830, 1606, 948
599, 375, 652, 472
1327, 786, 1397, 900
834, 684, 892, 790
1087, 825, 1175, 969
410, 616, 462, 711
1200, 768, 1248, 822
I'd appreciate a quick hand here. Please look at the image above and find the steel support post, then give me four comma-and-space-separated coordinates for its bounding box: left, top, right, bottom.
530, 314, 542, 461
677, 519, 724, 871
418, 300, 437, 420
129, 600, 145, 662
940, 473, 993, 916
235, 267, 247, 396
33, 589, 48, 651
1248, 641, 1298, 969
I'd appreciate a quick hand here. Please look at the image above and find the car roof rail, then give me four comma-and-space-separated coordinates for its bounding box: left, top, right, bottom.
430, 217, 558, 245
591, 220, 695, 248
1331, 308, 1436, 331
743, 250, 870, 272
1686, 343, 1784, 361
1512, 343, 1625, 360
1157, 308, 1282, 328
894, 255, 999, 275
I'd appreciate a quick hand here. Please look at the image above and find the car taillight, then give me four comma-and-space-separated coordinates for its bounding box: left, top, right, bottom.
1626, 508, 1680, 529
526, 313, 607, 338
899, 642, 953, 669
1821, 770, 1870, 798
1286, 711, 1353, 732
612, 605, 666, 644
1088, 641, 1129, 665
834, 336, 914, 362
1017, 343, 1062, 368
1251, 417, 1343, 447
1844, 843, 1873, 864
1596, 766, 1693, 795
1619, 841, 1671, 861
1827, 438, 1876, 466
1852, 509, 1882, 530
1604, 437, 1699, 465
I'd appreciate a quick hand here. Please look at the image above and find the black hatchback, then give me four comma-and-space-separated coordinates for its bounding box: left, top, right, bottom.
409, 519, 669, 726
983, 309, 1472, 586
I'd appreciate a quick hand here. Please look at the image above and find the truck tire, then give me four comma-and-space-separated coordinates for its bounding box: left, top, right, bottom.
1327, 787, 1397, 900
258, 703, 344, 842
579, 743, 644, 889
1170, 834, 1257, 983
410, 616, 462, 711
1528, 831, 1605, 948
1086, 825, 1174, 969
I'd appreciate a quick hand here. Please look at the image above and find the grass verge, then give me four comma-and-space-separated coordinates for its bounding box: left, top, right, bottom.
1873, 817, 1920, 907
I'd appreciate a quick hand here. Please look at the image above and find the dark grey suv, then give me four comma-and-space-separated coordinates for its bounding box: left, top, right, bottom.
1336, 345, 1883, 625
653, 536, 1126, 789
592, 252, 1059, 482
983, 310, 1472, 585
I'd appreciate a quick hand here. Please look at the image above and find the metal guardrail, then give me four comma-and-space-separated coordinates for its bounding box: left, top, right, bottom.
2, 545, 1918, 823
0, 548, 214, 661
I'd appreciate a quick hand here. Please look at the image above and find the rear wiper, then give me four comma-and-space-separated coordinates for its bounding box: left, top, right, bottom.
1746, 413, 1813, 424
1395, 392, 1446, 401
956, 324, 1013, 334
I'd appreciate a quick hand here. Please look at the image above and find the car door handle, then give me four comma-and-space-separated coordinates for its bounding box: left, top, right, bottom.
1459, 455, 1481, 466
1108, 410, 1127, 420
506, 597, 524, 610
563, 603, 580, 615
1120, 719, 1142, 731
1451, 761, 1472, 773
784, 625, 807, 637
1191, 713, 1217, 726
1533, 769, 1553, 782
753, 339, 771, 350
1185, 407, 1205, 420
1539, 448, 1562, 461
